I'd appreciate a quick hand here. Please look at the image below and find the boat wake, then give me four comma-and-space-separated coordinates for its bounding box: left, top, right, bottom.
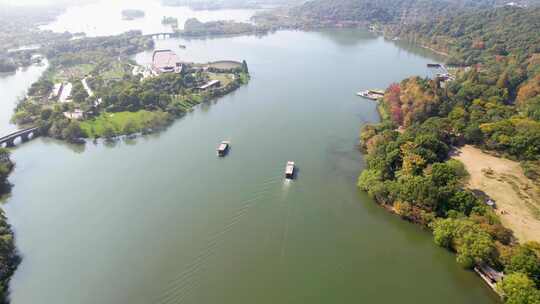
156, 175, 283, 304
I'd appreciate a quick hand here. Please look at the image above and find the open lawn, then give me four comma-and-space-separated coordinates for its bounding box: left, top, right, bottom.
80, 110, 168, 138
452, 145, 540, 243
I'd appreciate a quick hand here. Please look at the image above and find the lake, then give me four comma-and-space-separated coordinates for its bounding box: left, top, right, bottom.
41, 0, 258, 37
2, 22, 498, 304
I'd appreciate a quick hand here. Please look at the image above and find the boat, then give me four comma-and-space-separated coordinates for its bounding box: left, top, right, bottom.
217, 141, 230, 157
285, 161, 295, 179
356, 90, 384, 100
427, 63, 442, 68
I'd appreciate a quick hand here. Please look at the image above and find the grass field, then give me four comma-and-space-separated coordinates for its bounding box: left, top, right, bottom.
80, 110, 169, 138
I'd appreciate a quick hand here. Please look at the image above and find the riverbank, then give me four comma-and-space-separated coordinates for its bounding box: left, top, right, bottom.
0, 149, 18, 304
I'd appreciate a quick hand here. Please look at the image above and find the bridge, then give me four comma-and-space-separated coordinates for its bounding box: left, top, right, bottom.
145, 32, 179, 40
0, 127, 40, 148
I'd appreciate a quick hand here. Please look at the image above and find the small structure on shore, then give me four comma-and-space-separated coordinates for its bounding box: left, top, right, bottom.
357, 89, 384, 100
474, 263, 504, 291
63, 109, 85, 120
285, 161, 295, 179
217, 141, 230, 157
198, 79, 221, 91
151, 49, 183, 74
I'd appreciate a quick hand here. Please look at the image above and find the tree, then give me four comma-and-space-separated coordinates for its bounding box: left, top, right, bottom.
0, 149, 14, 195
102, 125, 117, 140
497, 273, 540, 304
61, 121, 85, 142
507, 246, 540, 286
122, 119, 138, 137
432, 218, 495, 268
242, 60, 249, 73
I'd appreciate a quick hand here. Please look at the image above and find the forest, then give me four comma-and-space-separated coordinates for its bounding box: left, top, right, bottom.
181, 18, 269, 36
359, 4, 540, 303
0, 149, 18, 304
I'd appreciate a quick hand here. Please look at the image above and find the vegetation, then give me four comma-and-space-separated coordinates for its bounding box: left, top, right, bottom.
13, 48, 249, 141
0, 149, 18, 304
180, 18, 269, 37
161, 0, 299, 10
80, 111, 173, 138
357, 3, 540, 303
388, 6, 540, 66
161, 16, 179, 29
0, 5, 71, 70
121, 9, 145, 20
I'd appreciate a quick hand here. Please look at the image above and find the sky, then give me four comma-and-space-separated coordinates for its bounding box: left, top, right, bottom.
0, 0, 100, 6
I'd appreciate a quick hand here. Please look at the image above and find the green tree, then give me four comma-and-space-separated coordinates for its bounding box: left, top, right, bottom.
497, 273, 540, 304
432, 218, 495, 268
507, 246, 540, 286
122, 119, 138, 137
61, 121, 85, 142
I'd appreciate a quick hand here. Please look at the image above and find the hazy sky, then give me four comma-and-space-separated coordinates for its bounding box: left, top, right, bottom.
0, 0, 100, 6
0, 0, 56, 5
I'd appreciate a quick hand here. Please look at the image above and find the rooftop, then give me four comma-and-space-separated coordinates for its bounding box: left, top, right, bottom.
152, 50, 181, 70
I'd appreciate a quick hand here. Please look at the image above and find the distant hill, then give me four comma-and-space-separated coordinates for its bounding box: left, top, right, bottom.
389, 6, 540, 65
161, 0, 303, 10
289, 0, 539, 24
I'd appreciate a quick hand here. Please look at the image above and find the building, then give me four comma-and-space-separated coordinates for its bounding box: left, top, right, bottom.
63, 109, 85, 120
49, 83, 64, 100
151, 50, 182, 74
198, 80, 221, 90
59, 82, 73, 103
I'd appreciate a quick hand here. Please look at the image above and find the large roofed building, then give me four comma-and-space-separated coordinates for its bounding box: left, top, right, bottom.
152, 50, 182, 74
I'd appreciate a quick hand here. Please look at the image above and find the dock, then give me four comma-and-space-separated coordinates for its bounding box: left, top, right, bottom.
474, 263, 504, 294
357, 89, 384, 100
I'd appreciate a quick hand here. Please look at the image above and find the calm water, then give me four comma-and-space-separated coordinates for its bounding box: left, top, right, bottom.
41, 0, 258, 37
0, 61, 48, 134
3, 30, 498, 303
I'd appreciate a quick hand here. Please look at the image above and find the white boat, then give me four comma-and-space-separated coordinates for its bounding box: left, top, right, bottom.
285, 161, 295, 179
217, 141, 230, 157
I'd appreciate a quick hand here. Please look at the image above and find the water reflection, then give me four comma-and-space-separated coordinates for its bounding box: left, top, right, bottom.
315, 28, 377, 47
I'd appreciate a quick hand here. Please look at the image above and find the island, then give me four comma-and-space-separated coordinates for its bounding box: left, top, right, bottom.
179, 18, 269, 37
121, 9, 145, 20
162, 16, 179, 26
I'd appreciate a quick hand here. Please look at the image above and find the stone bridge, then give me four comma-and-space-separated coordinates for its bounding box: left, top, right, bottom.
145, 32, 179, 39
0, 127, 40, 148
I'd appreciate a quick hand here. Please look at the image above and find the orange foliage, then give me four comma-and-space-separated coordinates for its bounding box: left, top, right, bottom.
517, 74, 540, 105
